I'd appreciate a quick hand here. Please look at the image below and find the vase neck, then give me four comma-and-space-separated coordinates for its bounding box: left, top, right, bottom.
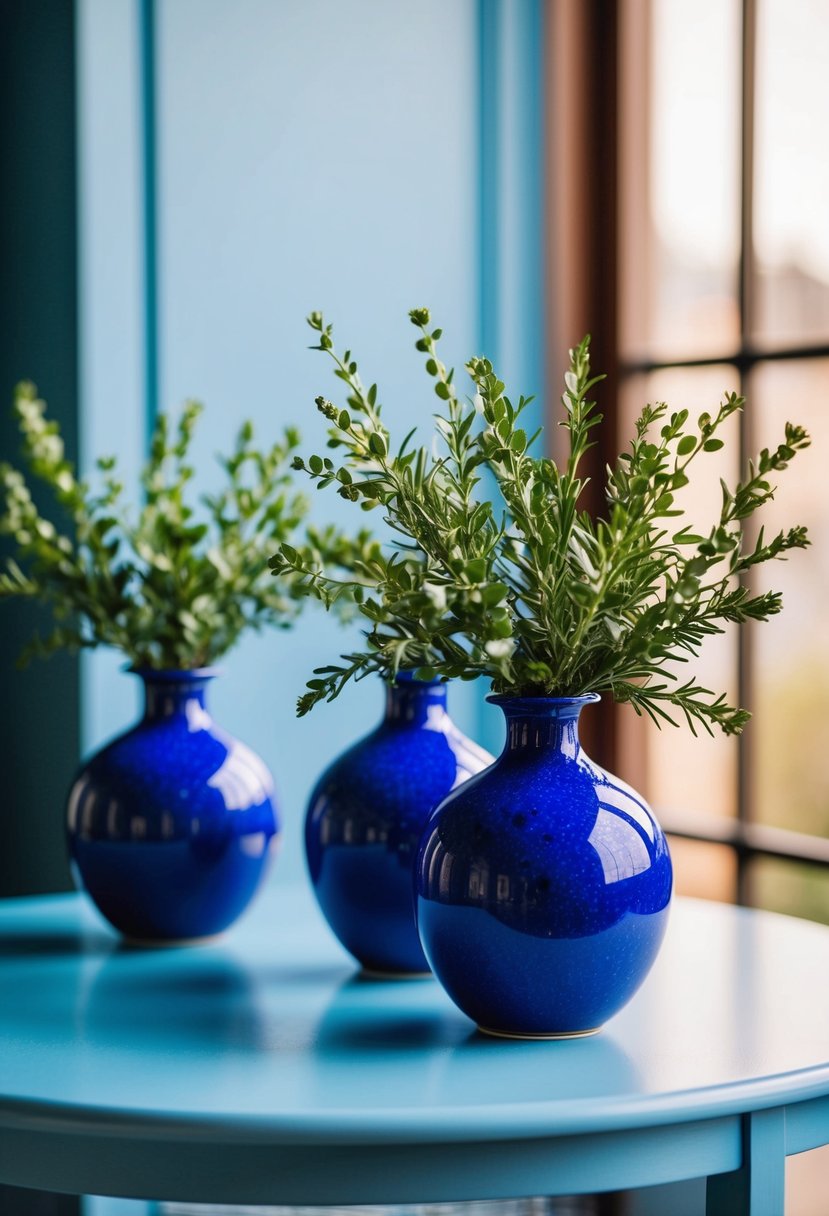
137, 670, 216, 721
489, 695, 599, 758
384, 677, 448, 726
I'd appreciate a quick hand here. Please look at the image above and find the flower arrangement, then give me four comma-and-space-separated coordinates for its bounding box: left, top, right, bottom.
0, 383, 370, 669
274, 309, 810, 733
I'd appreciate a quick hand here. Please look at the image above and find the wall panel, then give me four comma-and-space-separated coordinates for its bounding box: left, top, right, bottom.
78, 0, 546, 884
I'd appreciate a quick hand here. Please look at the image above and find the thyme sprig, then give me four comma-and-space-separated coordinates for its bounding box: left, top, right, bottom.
0, 385, 366, 669
273, 310, 810, 731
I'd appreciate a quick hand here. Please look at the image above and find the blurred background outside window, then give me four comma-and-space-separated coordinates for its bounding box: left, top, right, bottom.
612, 0, 829, 931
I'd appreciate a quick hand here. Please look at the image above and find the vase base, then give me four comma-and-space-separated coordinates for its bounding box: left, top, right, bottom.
359, 966, 433, 981
122, 932, 221, 949
477, 1024, 601, 1041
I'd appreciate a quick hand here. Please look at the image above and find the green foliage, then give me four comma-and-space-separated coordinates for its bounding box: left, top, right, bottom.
276, 311, 810, 731
0, 384, 363, 669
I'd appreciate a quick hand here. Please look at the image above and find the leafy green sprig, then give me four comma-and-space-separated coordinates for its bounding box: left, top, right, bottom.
272, 311, 516, 713
274, 310, 810, 731
0, 384, 364, 669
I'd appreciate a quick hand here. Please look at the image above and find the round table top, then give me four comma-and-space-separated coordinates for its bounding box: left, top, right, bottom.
2, 883, 829, 1203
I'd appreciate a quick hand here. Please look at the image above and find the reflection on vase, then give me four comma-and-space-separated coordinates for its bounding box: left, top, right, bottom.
67, 668, 280, 942
306, 677, 493, 975
416, 695, 672, 1038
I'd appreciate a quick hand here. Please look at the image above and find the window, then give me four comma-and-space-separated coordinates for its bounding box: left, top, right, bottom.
549, 0, 829, 918
546, 17, 829, 1202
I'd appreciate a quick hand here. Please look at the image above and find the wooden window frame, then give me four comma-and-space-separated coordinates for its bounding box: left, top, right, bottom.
545, 0, 829, 904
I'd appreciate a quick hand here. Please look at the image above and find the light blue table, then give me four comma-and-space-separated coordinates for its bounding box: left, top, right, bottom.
1, 882, 828, 1215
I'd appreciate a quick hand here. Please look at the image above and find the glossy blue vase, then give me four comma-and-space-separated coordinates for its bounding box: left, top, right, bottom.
305, 677, 493, 975
67, 669, 280, 942
416, 694, 672, 1038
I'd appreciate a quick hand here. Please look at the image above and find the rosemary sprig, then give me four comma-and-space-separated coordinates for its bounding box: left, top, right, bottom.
273, 310, 810, 732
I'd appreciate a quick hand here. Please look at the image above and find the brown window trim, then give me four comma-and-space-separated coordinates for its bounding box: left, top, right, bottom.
545, 0, 829, 899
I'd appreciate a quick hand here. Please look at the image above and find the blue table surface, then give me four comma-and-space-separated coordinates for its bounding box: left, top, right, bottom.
1, 881, 828, 1143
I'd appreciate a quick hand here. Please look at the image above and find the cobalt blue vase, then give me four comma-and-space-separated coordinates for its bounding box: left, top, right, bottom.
305, 676, 493, 975
66, 669, 280, 942
416, 694, 672, 1037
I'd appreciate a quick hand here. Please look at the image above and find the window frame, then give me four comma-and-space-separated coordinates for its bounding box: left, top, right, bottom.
547, 0, 829, 905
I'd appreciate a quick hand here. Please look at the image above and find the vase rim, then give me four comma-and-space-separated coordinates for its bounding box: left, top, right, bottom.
487, 692, 601, 709
125, 665, 222, 682
390, 671, 447, 687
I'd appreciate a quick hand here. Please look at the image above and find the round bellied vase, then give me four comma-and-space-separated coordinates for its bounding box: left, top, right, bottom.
415, 694, 672, 1037
66, 668, 280, 942
305, 675, 494, 976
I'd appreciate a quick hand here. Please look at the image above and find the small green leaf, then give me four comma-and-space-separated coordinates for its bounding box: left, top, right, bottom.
465, 557, 488, 582
481, 582, 508, 606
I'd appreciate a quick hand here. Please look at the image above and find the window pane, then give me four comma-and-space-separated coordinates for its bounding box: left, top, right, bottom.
751, 361, 829, 836
754, 0, 829, 346
621, 0, 741, 359
619, 368, 740, 821
668, 837, 736, 903
752, 857, 829, 927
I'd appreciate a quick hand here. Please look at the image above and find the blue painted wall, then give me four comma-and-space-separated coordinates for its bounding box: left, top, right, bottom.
77, 0, 544, 883
77, 0, 146, 767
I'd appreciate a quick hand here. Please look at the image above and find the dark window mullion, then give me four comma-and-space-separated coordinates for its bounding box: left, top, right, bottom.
665, 815, 829, 870
621, 340, 829, 377
736, 0, 759, 906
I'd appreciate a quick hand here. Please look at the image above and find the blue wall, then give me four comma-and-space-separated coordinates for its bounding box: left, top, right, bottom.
77, 0, 544, 883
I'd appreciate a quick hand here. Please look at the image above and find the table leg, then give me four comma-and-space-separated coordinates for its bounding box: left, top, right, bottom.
706, 1108, 786, 1215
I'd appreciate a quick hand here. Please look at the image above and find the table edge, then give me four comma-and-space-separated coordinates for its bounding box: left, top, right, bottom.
3, 1064, 829, 1145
